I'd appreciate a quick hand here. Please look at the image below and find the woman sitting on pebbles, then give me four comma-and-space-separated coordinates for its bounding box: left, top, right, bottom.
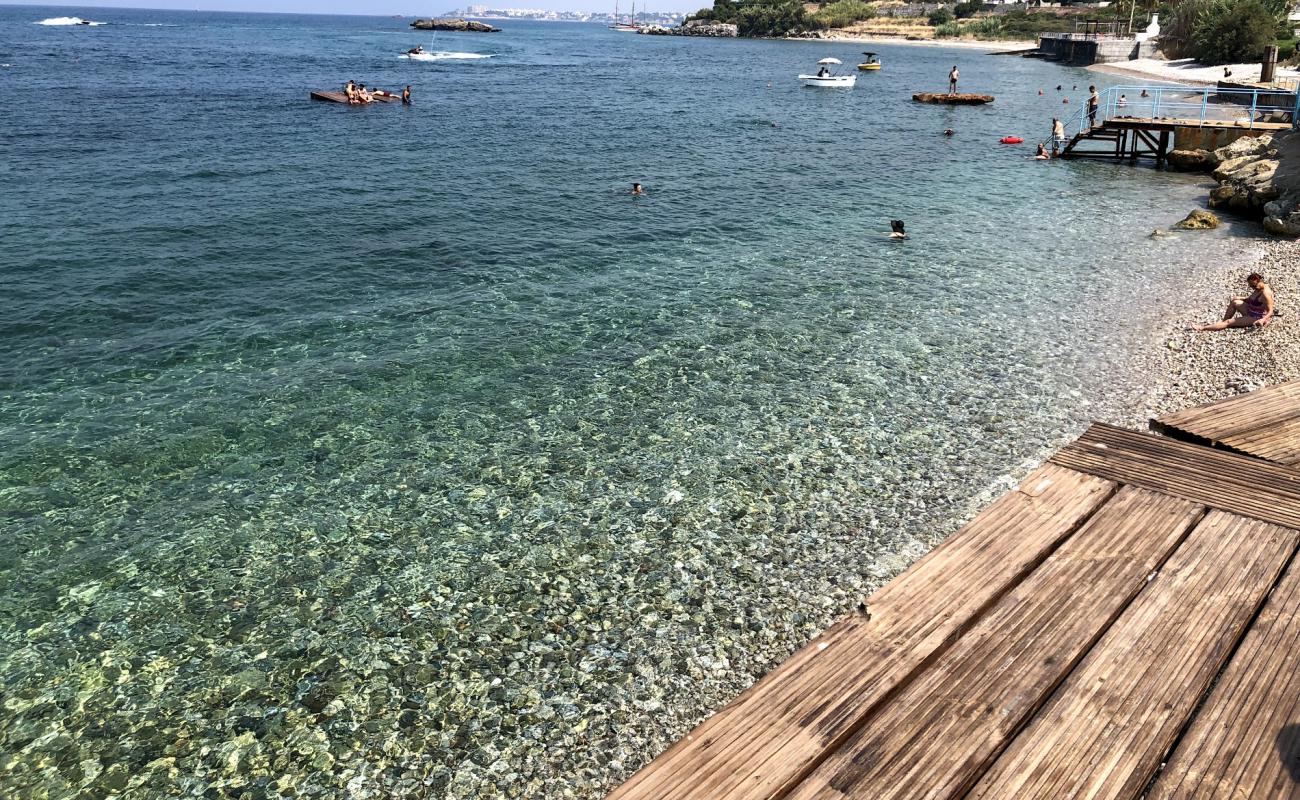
1193, 272, 1275, 331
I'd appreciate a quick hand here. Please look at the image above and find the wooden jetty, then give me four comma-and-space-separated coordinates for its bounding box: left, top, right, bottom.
609, 384, 1300, 800
1060, 85, 1297, 165
913, 92, 994, 105
310, 91, 401, 104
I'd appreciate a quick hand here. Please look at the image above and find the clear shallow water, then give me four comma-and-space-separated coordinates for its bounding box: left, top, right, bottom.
0, 7, 1259, 798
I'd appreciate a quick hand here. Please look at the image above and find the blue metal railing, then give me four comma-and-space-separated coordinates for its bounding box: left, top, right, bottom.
1055, 85, 1300, 149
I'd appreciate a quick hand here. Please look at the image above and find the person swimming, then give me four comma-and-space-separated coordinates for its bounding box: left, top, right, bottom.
631, 182, 644, 195
889, 219, 906, 239
944, 128, 955, 137
1034, 143, 1050, 160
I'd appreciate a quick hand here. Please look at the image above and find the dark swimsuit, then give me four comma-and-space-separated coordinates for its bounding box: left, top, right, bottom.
1245, 289, 1269, 319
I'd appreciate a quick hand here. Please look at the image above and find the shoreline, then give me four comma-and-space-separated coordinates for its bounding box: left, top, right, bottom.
792, 33, 1035, 51
1090, 57, 1300, 87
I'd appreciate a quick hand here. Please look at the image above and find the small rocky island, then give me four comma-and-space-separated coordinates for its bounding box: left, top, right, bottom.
410, 18, 501, 32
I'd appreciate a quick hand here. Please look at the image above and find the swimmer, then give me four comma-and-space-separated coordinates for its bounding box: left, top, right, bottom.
631, 182, 644, 195
944, 128, 955, 137
889, 219, 907, 239
1034, 142, 1050, 160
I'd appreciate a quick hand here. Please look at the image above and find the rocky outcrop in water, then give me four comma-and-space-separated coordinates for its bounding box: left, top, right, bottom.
410, 18, 501, 32
1173, 209, 1221, 230
639, 19, 738, 36
1172, 132, 1300, 236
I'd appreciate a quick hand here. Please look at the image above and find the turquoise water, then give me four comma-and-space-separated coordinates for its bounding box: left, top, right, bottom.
0, 7, 1257, 798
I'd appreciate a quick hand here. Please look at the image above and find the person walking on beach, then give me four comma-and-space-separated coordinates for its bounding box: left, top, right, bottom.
1051, 117, 1066, 155
1087, 85, 1100, 128
948, 65, 960, 95
1192, 272, 1275, 330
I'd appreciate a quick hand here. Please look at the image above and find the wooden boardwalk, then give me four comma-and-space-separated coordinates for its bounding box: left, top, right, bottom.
610, 387, 1300, 800
1152, 379, 1300, 465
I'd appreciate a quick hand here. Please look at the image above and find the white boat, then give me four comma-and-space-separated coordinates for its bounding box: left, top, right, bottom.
799, 57, 856, 88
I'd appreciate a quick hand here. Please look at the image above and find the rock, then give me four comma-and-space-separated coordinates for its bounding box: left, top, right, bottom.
1212, 155, 1259, 182
1209, 134, 1274, 168
663, 20, 738, 36
911, 93, 995, 105
1263, 206, 1300, 236
1173, 209, 1220, 230
410, 18, 501, 32
1167, 149, 1211, 172
1207, 184, 1239, 209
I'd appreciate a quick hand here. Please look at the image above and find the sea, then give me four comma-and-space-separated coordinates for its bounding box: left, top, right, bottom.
0, 6, 1264, 798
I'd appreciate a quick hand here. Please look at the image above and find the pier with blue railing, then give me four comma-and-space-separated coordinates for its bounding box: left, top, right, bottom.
1059, 85, 1299, 164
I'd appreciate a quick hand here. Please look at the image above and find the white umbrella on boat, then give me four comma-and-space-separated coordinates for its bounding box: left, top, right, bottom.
801, 57, 855, 87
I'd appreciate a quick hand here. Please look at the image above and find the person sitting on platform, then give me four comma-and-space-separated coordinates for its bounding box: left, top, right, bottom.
357, 83, 373, 103
1192, 272, 1276, 331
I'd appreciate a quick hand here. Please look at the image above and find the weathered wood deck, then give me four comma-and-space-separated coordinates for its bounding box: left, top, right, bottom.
610, 386, 1300, 800
1152, 379, 1300, 465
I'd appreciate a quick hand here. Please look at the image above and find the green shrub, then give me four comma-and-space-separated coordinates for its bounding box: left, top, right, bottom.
953, 0, 982, 18
963, 16, 1002, 35
928, 6, 954, 25
934, 20, 962, 36
1160, 0, 1211, 58
811, 0, 877, 28
1277, 38, 1297, 60
1192, 0, 1279, 64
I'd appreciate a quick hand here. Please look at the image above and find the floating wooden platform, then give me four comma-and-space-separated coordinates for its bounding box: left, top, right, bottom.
610, 385, 1300, 800
310, 91, 401, 104
912, 92, 994, 105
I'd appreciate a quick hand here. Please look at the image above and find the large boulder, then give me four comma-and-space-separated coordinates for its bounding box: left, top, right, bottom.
1208, 134, 1274, 168
1167, 149, 1211, 172
1173, 209, 1221, 230
1263, 190, 1300, 236
1208, 184, 1240, 209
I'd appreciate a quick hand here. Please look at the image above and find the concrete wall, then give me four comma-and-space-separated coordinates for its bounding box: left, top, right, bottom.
1036, 33, 1157, 64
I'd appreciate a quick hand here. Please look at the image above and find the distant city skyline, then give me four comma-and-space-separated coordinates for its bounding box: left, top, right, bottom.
6, 0, 704, 15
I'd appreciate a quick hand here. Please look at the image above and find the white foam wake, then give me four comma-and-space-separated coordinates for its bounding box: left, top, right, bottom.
37, 16, 106, 25
402, 51, 491, 61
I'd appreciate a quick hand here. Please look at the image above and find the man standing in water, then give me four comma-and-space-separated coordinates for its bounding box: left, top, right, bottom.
948, 65, 959, 94
1087, 85, 1100, 128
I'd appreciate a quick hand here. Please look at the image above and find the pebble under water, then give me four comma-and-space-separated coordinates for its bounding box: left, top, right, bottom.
0, 7, 1262, 798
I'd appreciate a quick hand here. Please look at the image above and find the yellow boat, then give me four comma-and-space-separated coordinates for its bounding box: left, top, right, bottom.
857, 52, 882, 71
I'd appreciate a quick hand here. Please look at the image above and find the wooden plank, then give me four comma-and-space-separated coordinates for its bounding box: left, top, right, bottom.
607, 466, 1116, 800
1153, 380, 1300, 442
1220, 414, 1300, 465
1050, 423, 1300, 530
1147, 547, 1300, 799
782, 487, 1203, 800
968, 511, 1298, 800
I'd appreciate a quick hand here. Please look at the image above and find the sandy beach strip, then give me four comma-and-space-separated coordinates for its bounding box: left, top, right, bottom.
802, 33, 1035, 52
1090, 57, 1300, 88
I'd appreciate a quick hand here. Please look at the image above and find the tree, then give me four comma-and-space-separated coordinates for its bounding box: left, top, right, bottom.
1191, 0, 1279, 64
929, 7, 955, 25
953, 0, 982, 18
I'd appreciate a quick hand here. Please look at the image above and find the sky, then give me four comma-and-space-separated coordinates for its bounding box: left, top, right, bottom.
5, 0, 702, 15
